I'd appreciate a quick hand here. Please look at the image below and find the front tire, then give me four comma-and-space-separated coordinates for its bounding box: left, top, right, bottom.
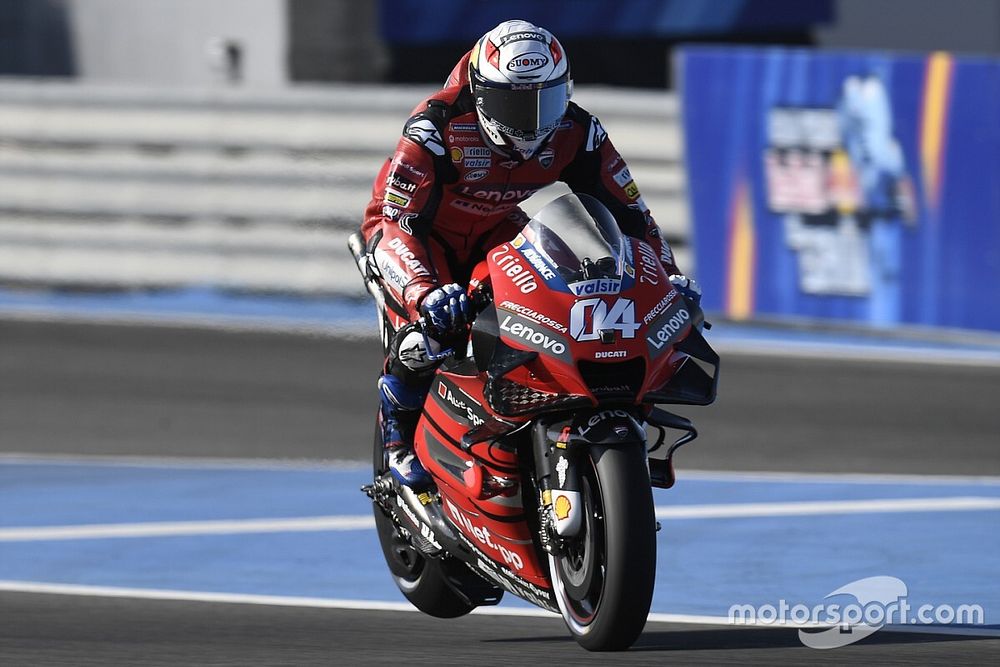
371, 417, 475, 619
550, 444, 656, 651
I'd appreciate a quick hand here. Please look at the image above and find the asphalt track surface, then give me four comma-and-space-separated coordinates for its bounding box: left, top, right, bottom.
2, 318, 999, 665
3, 591, 997, 666
2, 318, 998, 474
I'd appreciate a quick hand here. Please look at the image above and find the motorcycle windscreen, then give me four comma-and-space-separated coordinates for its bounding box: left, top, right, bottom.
523, 193, 630, 286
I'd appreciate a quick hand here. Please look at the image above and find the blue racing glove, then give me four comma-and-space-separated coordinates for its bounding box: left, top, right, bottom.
669, 274, 702, 308
420, 283, 472, 335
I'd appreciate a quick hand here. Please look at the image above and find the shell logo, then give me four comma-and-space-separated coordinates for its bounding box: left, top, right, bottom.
554, 494, 572, 520
450, 146, 463, 163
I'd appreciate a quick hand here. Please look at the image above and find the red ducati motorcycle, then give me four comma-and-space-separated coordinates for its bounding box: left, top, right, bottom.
349, 193, 718, 651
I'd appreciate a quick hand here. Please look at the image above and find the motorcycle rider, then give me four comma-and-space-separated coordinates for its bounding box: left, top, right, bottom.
360, 19, 700, 487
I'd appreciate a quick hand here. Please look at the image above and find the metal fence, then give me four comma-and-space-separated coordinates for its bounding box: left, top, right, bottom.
0, 79, 688, 297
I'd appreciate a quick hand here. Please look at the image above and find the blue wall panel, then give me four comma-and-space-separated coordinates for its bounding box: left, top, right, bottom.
681, 46, 1000, 332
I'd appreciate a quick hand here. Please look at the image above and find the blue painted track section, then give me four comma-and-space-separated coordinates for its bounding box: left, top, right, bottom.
2, 459, 998, 623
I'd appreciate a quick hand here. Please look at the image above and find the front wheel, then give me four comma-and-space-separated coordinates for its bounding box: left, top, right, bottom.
371, 417, 475, 618
549, 444, 656, 651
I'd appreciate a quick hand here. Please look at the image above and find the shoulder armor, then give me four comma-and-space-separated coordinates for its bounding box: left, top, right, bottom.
403, 112, 447, 157
401, 92, 471, 158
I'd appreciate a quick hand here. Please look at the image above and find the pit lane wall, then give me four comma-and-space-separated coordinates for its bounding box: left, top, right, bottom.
680, 46, 1000, 333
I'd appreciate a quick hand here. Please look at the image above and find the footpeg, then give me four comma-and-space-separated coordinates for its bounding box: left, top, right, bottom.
362, 475, 395, 500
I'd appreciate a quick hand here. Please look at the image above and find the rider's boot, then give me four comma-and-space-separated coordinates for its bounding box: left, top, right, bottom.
378, 373, 431, 488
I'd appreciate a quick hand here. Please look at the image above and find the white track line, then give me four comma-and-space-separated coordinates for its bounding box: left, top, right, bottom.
0, 516, 374, 541
654, 496, 1000, 519
0, 581, 996, 637
0, 452, 366, 471
4, 496, 999, 542
0, 306, 371, 338
679, 469, 1000, 486
713, 338, 1000, 368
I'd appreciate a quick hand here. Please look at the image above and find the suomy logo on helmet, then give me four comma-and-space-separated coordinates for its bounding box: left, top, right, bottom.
506, 52, 550, 73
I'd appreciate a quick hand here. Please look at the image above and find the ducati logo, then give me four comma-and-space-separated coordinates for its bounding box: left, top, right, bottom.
538, 147, 555, 169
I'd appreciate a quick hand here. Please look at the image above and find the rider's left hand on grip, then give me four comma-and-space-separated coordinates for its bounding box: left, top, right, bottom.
420, 283, 472, 335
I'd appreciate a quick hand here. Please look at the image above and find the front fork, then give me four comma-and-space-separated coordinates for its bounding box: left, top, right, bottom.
531, 407, 700, 553
531, 410, 648, 554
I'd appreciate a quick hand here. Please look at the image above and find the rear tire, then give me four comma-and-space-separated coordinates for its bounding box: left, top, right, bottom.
371, 415, 475, 619
550, 444, 656, 651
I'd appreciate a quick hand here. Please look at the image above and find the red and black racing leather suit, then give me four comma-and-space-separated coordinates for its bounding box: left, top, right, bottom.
361, 51, 681, 336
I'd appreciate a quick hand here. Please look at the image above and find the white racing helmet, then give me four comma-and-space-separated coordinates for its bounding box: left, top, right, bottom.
469, 20, 572, 161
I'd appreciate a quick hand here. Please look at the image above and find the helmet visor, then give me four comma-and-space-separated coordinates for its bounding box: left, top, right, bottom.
474, 77, 569, 138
